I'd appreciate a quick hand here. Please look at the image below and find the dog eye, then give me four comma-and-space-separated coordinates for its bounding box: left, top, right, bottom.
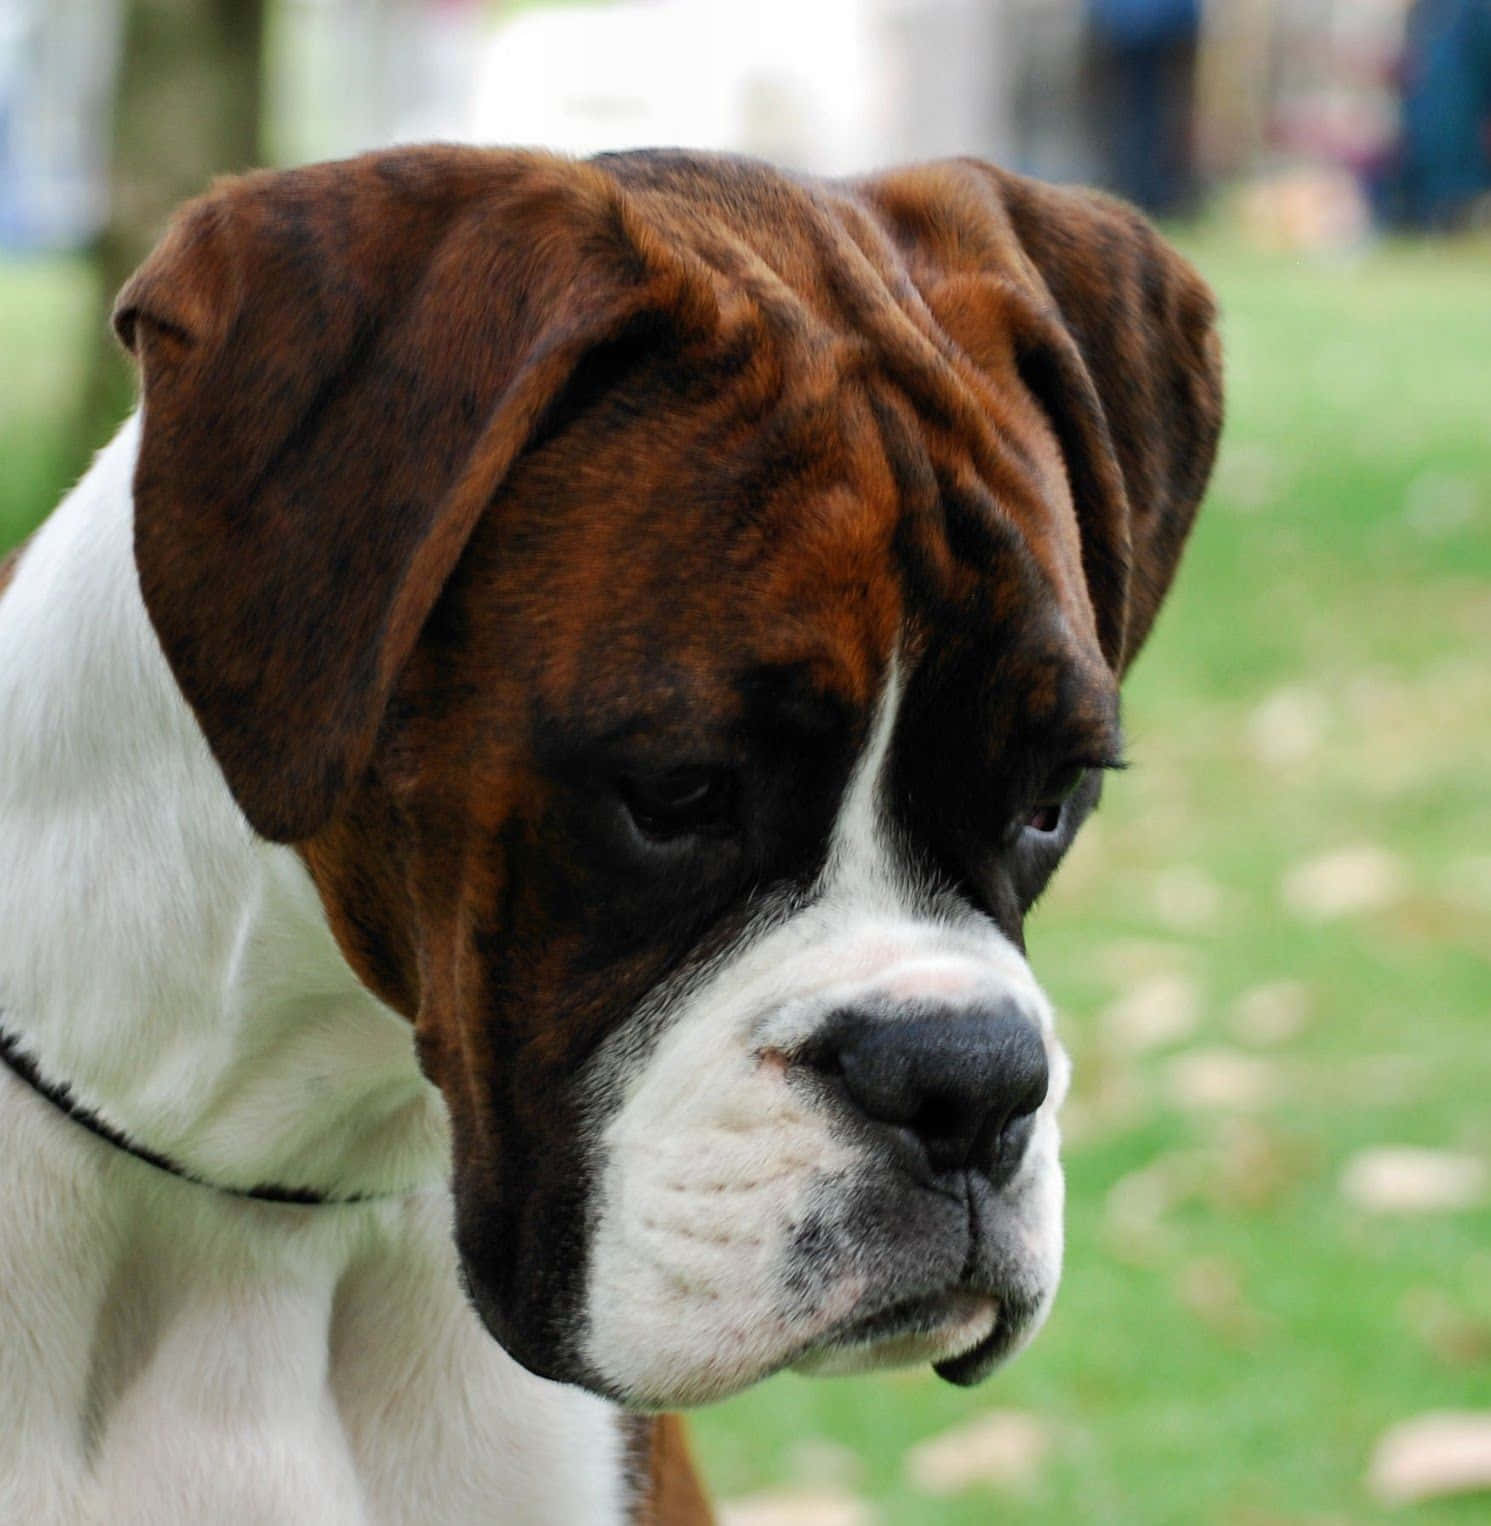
1024, 765, 1085, 835
617, 766, 736, 841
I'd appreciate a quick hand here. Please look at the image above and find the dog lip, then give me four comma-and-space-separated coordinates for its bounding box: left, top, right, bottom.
790, 1284, 1000, 1369
832, 1289, 976, 1345
931, 1320, 1013, 1386
931, 1281, 1044, 1385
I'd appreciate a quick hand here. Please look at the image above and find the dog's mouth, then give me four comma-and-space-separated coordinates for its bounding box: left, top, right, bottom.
778, 1162, 1060, 1388
930, 1292, 1043, 1385
787, 1285, 1004, 1379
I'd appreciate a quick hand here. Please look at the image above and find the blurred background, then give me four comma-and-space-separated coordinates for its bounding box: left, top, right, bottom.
1, 1, 1487, 1521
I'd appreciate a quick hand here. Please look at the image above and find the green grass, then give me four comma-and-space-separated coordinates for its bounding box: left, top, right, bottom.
0, 255, 104, 549
3, 234, 1488, 1522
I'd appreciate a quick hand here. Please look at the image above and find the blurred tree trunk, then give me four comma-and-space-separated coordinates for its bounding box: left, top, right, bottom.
70, 0, 265, 476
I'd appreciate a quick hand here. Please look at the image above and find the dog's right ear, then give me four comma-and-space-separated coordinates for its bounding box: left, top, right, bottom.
115, 147, 713, 843
853, 160, 1222, 676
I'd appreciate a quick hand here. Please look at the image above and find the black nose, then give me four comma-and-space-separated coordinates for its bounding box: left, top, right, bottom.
815, 1003, 1049, 1176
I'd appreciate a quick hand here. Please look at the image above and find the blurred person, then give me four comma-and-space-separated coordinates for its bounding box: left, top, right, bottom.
1006, 0, 1104, 186
1389, 0, 1491, 226
1086, 0, 1201, 215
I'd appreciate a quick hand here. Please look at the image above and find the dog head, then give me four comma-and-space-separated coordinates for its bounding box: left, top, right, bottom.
115, 146, 1221, 1407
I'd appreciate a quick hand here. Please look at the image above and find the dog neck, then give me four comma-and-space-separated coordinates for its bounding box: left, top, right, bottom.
0, 417, 448, 1199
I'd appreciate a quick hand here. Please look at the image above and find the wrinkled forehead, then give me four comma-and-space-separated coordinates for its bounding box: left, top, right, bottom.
456, 359, 887, 715
433, 231, 1117, 775
448, 289, 1113, 753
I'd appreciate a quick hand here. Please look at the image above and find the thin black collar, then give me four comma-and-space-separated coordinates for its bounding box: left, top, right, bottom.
0, 1017, 363, 1206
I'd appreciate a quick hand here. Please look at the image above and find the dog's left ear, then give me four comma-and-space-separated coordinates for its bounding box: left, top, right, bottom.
857, 162, 1223, 673
114, 147, 710, 842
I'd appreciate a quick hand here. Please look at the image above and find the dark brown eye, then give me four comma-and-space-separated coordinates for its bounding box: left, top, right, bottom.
618, 766, 736, 841
1025, 765, 1085, 835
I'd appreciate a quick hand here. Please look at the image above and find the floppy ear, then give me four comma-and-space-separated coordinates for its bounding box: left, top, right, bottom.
114, 146, 705, 841
992, 170, 1222, 672
857, 162, 1223, 674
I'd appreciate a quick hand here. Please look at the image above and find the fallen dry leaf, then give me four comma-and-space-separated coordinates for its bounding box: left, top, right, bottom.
1094, 938, 1196, 986
1173, 1255, 1264, 1340
1229, 980, 1311, 1047
1213, 440, 1290, 512
1339, 659, 1491, 798
1099, 972, 1202, 1054
1165, 1048, 1279, 1111
1247, 684, 1328, 767
1282, 843, 1406, 920
1400, 1287, 1491, 1368
1059, 1060, 1146, 1150
1148, 864, 1227, 932
1340, 1147, 1486, 1214
1366, 1410, 1491, 1505
718, 1488, 874, 1526
783, 1440, 861, 1491
904, 1410, 1052, 1496
1103, 1152, 1200, 1260
1208, 1117, 1310, 1211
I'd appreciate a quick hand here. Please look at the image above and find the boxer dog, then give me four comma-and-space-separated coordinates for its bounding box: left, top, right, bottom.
0, 147, 1221, 1522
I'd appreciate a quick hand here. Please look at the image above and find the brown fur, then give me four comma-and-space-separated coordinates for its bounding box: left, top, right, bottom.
0, 541, 24, 602
114, 144, 1222, 1499
630, 1415, 715, 1525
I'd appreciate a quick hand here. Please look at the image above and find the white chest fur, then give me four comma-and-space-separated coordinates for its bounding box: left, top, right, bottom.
0, 1074, 627, 1524
0, 422, 628, 1523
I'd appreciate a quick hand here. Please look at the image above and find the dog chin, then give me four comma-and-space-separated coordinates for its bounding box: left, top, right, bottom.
565, 1241, 1057, 1408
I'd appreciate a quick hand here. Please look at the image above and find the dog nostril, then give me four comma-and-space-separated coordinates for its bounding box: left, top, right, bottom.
824, 1004, 1049, 1175
912, 1093, 968, 1143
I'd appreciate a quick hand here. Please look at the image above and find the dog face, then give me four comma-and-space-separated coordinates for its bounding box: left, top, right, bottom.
115, 148, 1221, 1407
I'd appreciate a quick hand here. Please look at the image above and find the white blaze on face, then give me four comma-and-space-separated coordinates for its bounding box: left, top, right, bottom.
583, 652, 1070, 1407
